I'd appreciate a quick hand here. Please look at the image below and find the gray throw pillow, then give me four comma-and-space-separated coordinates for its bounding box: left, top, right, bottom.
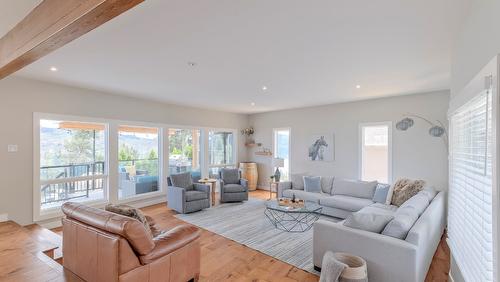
303, 176, 322, 193
399, 193, 430, 216
372, 183, 390, 204
381, 206, 419, 239
344, 213, 394, 233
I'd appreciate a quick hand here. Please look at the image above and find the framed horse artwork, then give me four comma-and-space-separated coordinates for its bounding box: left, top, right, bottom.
308, 134, 335, 161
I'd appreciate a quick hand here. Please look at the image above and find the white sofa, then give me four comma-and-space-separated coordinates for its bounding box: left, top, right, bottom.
313, 191, 446, 282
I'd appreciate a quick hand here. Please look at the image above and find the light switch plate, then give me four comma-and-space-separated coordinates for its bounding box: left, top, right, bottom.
7, 145, 18, 152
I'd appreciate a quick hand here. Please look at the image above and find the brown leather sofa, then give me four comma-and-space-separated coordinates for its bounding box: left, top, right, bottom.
61, 202, 201, 282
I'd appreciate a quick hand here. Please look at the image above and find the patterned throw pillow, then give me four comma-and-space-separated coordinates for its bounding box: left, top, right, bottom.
105, 204, 154, 238
390, 178, 426, 207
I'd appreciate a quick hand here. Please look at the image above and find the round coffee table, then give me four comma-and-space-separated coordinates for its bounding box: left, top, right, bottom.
264, 200, 322, 232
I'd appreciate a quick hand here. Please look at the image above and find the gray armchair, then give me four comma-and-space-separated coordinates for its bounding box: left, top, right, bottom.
219, 168, 249, 203
167, 172, 210, 213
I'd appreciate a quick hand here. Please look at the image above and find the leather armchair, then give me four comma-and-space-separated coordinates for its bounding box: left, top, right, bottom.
61, 202, 201, 282
219, 168, 249, 203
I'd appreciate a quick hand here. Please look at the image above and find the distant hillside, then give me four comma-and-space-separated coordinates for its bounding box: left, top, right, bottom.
40, 127, 158, 166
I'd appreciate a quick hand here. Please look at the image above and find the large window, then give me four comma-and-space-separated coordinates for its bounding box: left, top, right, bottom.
273, 128, 290, 181
208, 130, 236, 178
35, 114, 238, 221
168, 129, 201, 179
359, 122, 392, 183
449, 89, 496, 282
39, 119, 107, 211
118, 126, 160, 199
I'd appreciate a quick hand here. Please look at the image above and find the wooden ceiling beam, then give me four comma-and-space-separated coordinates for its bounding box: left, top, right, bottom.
0, 0, 144, 79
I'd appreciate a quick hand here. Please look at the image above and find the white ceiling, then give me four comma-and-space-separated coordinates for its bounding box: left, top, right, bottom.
7, 0, 470, 113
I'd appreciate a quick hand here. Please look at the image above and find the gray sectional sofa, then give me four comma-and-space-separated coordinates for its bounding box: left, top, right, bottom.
278, 175, 380, 218
278, 174, 446, 282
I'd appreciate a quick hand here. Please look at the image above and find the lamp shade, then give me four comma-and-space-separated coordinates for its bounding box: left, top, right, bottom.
272, 158, 285, 168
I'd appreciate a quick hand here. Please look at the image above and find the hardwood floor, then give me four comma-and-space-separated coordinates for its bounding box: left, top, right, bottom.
139, 190, 450, 282
0, 190, 449, 281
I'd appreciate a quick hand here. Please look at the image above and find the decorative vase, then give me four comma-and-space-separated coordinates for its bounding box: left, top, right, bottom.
274, 168, 281, 182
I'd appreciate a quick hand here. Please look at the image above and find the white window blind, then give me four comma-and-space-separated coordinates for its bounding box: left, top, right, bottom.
448, 89, 494, 282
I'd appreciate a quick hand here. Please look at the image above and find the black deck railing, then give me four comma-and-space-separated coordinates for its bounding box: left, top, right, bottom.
40, 162, 105, 205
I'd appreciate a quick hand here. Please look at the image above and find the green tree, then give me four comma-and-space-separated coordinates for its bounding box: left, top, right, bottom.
63, 130, 94, 164
119, 144, 139, 161
148, 149, 158, 160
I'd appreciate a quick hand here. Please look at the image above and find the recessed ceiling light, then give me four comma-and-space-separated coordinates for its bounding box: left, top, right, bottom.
356, 85, 361, 89
188, 62, 197, 67
50, 66, 58, 72
250, 102, 256, 106
262, 86, 268, 91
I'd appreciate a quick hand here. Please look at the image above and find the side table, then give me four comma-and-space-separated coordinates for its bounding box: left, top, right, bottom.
269, 181, 279, 199
199, 178, 217, 206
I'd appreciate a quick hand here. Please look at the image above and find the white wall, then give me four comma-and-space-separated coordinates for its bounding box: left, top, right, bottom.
451, 0, 500, 96
0, 76, 249, 225
248, 91, 449, 190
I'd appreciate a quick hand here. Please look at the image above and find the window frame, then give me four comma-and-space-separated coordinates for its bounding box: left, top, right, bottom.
358, 121, 393, 184
167, 127, 204, 178
272, 127, 291, 181
33, 113, 111, 221
116, 123, 163, 201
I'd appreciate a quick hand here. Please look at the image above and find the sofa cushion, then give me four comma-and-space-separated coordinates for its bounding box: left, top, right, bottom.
399, 193, 429, 216
381, 206, 419, 239
320, 176, 334, 194
221, 168, 240, 184
390, 178, 426, 206
170, 172, 194, 190
224, 184, 246, 193
344, 212, 394, 233
332, 178, 377, 199
358, 203, 398, 217
372, 183, 390, 204
291, 173, 308, 190
319, 195, 373, 212
282, 189, 328, 203
304, 176, 322, 193
185, 190, 208, 202
419, 186, 437, 201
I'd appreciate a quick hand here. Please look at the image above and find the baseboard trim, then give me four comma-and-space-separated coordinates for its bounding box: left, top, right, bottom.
256, 185, 270, 191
